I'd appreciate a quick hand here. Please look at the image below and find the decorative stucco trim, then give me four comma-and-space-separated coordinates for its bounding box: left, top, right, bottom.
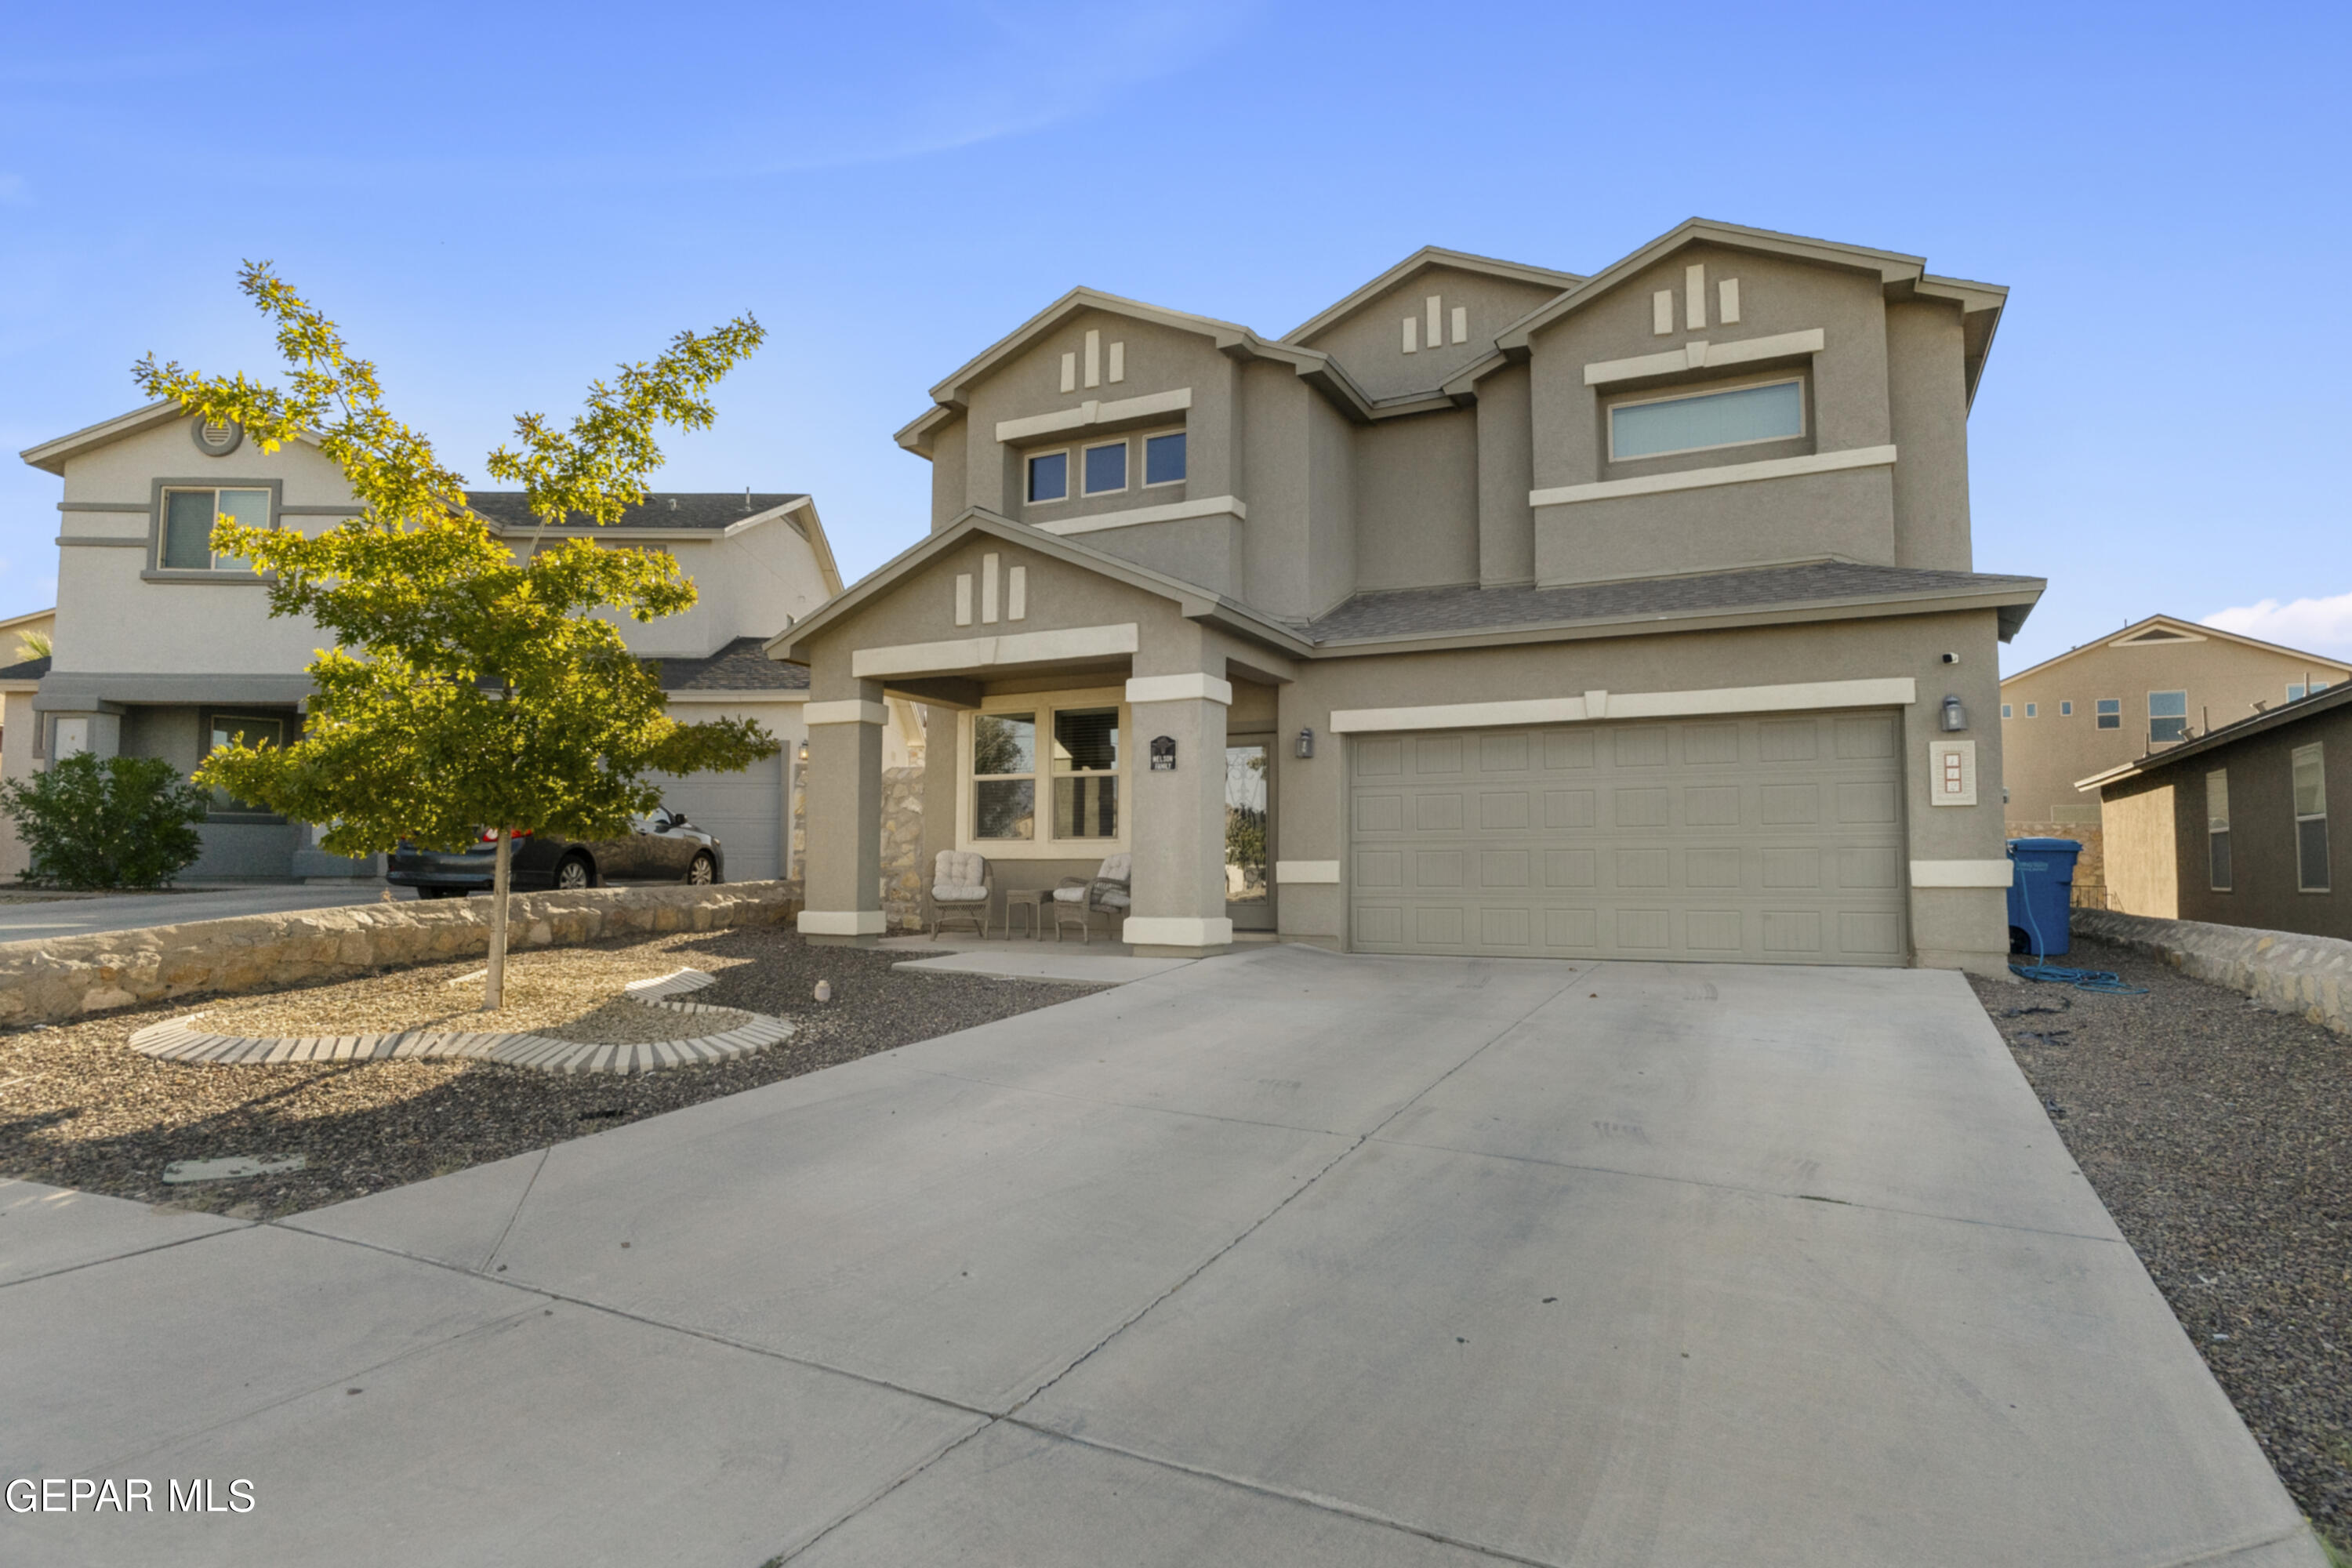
801, 699, 888, 725
1275, 860, 1341, 884
56, 535, 149, 547
1529, 445, 1897, 510
852, 623, 1140, 680
1909, 860, 2014, 888
1033, 494, 1247, 538
1122, 916, 1233, 947
995, 387, 1192, 443
1330, 676, 1916, 734
1125, 673, 1232, 706
1583, 327, 1826, 387
798, 909, 886, 935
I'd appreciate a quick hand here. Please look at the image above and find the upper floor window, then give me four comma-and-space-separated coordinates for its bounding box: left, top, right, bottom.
1608, 378, 1804, 463
1143, 430, 1186, 487
2288, 681, 2332, 701
2060, 701, 2074, 716
2149, 691, 2188, 743
2024, 702, 2038, 718
2294, 743, 2329, 892
161, 486, 269, 571
2096, 699, 2121, 729
1026, 451, 1069, 504
1082, 441, 1128, 496
2001, 703, 2013, 720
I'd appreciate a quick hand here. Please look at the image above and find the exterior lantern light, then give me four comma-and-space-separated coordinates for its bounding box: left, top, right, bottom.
797, 739, 810, 763
1939, 695, 1967, 732
1296, 726, 1315, 759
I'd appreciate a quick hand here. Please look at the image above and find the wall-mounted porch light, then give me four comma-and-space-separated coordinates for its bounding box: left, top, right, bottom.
797, 739, 810, 763
1939, 695, 1968, 732
1295, 727, 1315, 759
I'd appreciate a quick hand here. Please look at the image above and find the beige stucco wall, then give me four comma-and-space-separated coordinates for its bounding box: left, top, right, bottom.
2001, 628, 2350, 823
2100, 779, 2180, 919
1290, 263, 1566, 402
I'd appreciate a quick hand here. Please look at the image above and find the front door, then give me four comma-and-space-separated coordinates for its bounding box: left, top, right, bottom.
1225, 735, 1275, 931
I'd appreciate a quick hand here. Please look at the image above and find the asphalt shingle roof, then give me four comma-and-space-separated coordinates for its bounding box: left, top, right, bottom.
652, 637, 805, 693
0, 655, 52, 681
464, 492, 808, 532
1305, 562, 2044, 644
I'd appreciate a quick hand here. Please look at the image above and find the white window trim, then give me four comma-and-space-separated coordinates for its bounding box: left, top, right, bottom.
1606, 374, 1806, 465
2095, 698, 2122, 730
2024, 703, 2037, 717
2148, 688, 2188, 743
2294, 742, 2329, 894
1025, 448, 1072, 506
958, 686, 1132, 859
1138, 426, 1187, 489
2001, 704, 2013, 719
1080, 437, 1131, 497
2207, 768, 2231, 892
2060, 700, 2073, 716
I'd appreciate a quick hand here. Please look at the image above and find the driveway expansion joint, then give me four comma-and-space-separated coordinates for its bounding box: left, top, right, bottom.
124, 967, 793, 1076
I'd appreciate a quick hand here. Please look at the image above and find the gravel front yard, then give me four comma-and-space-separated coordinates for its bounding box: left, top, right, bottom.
0, 927, 1096, 1221
1971, 938, 2352, 1552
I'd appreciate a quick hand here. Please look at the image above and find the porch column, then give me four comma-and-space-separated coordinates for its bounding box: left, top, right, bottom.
797, 681, 887, 945
1123, 673, 1232, 958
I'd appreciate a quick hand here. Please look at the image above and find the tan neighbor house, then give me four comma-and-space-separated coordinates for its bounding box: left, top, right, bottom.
2000, 615, 2348, 906
778, 220, 2045, 974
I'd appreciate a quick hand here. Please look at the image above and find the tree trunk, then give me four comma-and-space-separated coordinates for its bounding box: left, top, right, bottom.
485, 827, 512, 1010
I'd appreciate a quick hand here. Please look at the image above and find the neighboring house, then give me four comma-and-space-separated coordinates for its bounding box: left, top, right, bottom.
777, 219, 2044, 972
1998, 615, 2349, 909
2083, 681, 2348, 939
12, 401, 858, 883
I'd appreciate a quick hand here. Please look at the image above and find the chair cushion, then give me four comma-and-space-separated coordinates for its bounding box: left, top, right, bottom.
1096, 887, 1131, 911
934, 849, 985, 887
1051, 884, 1089, 903
933, 883, 989, 902
1096, 853, 1133, 884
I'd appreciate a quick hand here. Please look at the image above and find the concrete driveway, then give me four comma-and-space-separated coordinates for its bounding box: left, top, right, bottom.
0, 948, 2321, 1566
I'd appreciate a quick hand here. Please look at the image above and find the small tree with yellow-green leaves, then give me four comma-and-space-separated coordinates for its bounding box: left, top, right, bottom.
133, 264, 779, 1007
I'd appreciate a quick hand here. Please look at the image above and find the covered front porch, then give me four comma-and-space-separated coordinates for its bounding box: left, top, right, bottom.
771, 513, 1306, 960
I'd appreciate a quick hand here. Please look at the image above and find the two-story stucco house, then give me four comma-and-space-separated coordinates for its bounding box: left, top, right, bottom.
778, 220, 2045, 972
13, 401, 855, 883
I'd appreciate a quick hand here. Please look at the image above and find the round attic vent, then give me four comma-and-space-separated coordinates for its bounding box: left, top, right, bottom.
190, 417, 243, 457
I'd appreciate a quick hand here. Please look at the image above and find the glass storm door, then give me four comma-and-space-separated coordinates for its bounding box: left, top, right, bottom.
1225, 737, 1274, 931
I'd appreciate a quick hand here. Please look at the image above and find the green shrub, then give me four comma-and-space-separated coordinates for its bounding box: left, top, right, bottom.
0, 753, 209, 888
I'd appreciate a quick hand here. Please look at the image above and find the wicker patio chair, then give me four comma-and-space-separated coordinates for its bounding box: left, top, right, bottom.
1051, 853, 1131, 943
925, 850, 995, 941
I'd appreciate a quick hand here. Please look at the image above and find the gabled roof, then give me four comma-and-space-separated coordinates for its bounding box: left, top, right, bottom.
2002, 613, 2352, 688
1491, 218, 2009, 404
1283, 246, 1584, 344
895, 287, 1378, 456
22, 400, 209, 474
770, 508, 1312, 663
2078, 678, 2352, 793
467, 491, 804, 532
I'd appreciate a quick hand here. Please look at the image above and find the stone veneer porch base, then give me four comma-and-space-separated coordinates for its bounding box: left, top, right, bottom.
124, 967, 794, 1077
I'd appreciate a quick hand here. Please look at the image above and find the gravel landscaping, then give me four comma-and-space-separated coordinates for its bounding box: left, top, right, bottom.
1971, 938, 2352, 1552
0, 927, 1097, 1221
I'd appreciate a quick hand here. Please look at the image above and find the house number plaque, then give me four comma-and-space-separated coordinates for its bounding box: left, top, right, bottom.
1149, 735, 1177, 771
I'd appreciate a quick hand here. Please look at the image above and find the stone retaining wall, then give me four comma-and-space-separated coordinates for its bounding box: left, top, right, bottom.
0, 881, 800, 1026
2073, 909, 2352, 1036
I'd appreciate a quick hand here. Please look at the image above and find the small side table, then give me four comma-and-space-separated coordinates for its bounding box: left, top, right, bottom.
1004, 887, 1050, 941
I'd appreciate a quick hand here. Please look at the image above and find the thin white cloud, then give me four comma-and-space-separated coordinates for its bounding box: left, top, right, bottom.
2201, 590, 2352, 660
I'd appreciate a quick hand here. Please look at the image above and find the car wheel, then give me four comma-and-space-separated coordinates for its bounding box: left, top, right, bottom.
686, 851, 716, 886
555, 855, 594, 891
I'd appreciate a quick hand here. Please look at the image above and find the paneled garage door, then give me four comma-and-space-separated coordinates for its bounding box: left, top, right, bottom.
653, 751, 787, 882
1348, 711, 1907, 965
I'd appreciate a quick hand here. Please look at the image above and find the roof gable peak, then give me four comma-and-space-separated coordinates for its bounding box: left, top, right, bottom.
1285, 246, 1585, 344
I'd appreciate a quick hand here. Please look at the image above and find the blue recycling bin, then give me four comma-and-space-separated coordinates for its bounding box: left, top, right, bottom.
2006, 837, 2082, 957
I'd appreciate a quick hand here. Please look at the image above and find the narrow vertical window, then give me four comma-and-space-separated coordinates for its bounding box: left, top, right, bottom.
2024, 703, 2037, 718
2293, 744, 2329, 892
2206, 769, 2231, 891
1051, 708, 1120, 839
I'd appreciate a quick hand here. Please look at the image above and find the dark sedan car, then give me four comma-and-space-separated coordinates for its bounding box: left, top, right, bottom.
387, 808, 724, 898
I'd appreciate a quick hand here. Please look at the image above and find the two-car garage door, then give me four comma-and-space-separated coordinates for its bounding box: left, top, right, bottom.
1348, 711, 1907, 965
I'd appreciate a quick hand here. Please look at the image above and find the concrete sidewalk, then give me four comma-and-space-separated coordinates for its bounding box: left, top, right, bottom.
0, 949, 2322, 1566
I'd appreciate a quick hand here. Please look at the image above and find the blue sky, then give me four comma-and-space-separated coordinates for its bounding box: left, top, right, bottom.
2, 1, 2343, 674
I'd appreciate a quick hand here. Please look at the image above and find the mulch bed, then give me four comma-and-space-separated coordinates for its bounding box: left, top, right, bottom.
1970, 938, 2352, 1551
0, 927, 1095, 1221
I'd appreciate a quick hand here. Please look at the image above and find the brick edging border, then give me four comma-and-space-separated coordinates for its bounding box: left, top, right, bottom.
124, 967, 795, 1076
